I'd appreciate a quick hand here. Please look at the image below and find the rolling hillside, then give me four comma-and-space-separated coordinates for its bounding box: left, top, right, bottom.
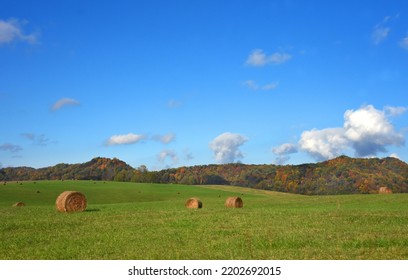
1, 156, 407, 195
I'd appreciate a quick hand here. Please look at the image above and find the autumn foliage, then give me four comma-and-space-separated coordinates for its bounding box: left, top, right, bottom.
1, 156, 407, 195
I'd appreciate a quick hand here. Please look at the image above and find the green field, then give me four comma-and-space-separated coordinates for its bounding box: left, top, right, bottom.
1, 180, 408, 260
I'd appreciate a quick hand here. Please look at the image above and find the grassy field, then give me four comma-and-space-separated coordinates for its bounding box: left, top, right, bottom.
1, 180, 408, 260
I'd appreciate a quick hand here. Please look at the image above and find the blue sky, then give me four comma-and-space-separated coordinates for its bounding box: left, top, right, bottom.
0, 0, 407, 170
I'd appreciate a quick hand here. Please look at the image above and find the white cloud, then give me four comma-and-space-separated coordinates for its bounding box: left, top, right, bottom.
243, 80, 259, 90
153, 133, 175, 144
400, 35, 408, 50
274, 155, 291, 165
384, 106, 407, 117
269, 52, 292, 64
0, 19, 37, 45
344, 105, 404, 156
246, 49, 292, 66
261, 82, 279, 90
0, 143, 22, 153
298, 128, 349, 161
297, 105, 405, 161
246, 49, 268, 66
209, 132, 247, 163
372, 16, 392, 45
106, 133, 146, 146
157, 149, 178, 165
51, 98, 80, 111
272, 143, 298, 155
243, 80, 279, 91
272, 143, 298, 165
372, 26, 390, 45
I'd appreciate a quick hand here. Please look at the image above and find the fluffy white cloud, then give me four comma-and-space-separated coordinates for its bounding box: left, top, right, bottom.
0, 19, 37, 45
272, 143, 298, 155
246, 49, 291, 66
298, 128, 349, 161
51, 98, 80, 111
297, 105, 405, 160
344, 105, 404, 156
209, 132, 247, 163
246, 49, 267, 66
106, 133, 146, 146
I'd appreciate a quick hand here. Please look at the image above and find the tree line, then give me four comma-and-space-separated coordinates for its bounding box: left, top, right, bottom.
1, 156, 407, 195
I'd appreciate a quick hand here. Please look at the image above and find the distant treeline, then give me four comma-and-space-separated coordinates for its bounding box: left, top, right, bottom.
1, 156, 407, 195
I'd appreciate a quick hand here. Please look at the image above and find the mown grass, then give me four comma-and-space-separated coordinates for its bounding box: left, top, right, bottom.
1, 180, 408, 260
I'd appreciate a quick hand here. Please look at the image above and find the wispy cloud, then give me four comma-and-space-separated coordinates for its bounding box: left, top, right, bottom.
246, 49, 292, 66
183, 148, 194, 161
272, 143, 298, 155
21, 133, 53, 146
157, 149, 178, 165
152, 133, 176, 144
243, 80, 279, 91
274, 155, 291, 165
372, 25, 390, 45
209, 132, 247, 163
399, 35, 408, 50
384, 106, 407, 117
0, 143, 23, 153
272, 143, 298, 165
51, 98, 80, 111
372, 15, 400, 45
0, 18, 38, 45
167, 99, 182, 108
106, 133, 146, 146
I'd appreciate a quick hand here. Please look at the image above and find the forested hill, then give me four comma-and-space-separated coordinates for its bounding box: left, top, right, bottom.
1, 156, 407, 195
0, 157, 134, 182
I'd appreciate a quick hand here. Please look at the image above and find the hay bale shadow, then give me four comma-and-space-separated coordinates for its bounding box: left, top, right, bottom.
85, 208, 100, 212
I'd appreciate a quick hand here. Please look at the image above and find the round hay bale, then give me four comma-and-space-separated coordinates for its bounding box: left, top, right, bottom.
225, 196, 243, 208
12, 202, 25, 207
55, 191, 87, 213
185, 197, 202, 209
379, 186, 393, 194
